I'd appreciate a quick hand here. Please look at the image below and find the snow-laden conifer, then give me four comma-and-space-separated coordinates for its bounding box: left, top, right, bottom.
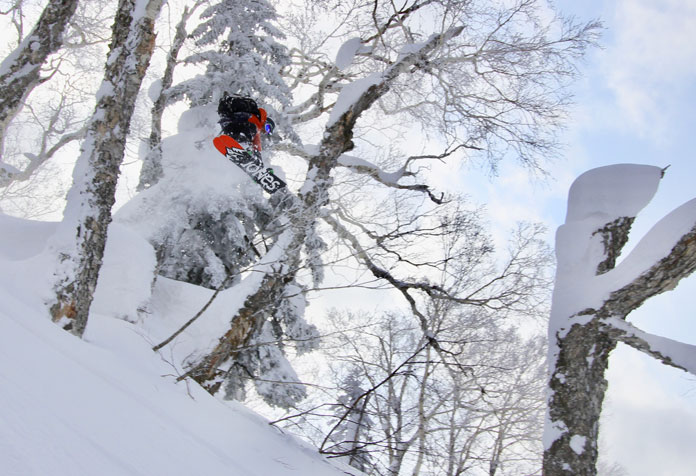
171, 0, 291, 109
327, 366, 373, 473
127, 0, 322, 408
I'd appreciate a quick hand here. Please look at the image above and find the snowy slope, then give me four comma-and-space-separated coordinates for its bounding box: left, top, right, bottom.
0, 214, 357, 476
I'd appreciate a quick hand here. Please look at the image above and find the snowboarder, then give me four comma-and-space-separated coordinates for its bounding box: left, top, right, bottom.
213, 93, 286, 194
217, 93, 275, 154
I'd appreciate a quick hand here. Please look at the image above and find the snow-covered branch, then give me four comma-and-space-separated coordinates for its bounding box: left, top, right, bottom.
323, 26, 464, 133
0, 123, 87, 186
298, 26, 464, 214
599, 317, 696, 375
599, 202, 696, 315
279, 141, 450, 204
0, 0, 79, 155
337, 152, 450, 204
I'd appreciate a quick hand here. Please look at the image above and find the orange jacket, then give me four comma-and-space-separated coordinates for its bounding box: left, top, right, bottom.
247, 108, 268, 152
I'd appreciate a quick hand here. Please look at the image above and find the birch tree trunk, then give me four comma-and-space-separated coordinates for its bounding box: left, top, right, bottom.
544, 164, 696, 475
49, 0, 163, 337
0, 0, 79, 161
138, 2, 204, 191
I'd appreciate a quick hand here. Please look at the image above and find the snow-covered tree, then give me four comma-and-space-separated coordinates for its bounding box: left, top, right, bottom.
171, 0, 291, 108
544, 164, 696, 475
327, 365, 373, 473
124, 0, 320, 408
49, 0, 164, 336
0, 0, 79, 161
0, 1, 117, 217
131, 0, 292, 291
177, 0, 596, 411
137, 1, 206, 191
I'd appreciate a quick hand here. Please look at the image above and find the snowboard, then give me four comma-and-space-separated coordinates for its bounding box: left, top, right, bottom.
213, 134, 286, 194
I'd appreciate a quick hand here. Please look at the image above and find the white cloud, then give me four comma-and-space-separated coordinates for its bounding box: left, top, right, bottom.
602, 347, 696, 476
603, 0, 696, 137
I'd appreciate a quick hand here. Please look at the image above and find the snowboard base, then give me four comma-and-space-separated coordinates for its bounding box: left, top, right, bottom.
213, 135, 286, 194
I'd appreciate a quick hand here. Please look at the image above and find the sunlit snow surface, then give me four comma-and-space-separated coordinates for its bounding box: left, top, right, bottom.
0, 205, 358, 476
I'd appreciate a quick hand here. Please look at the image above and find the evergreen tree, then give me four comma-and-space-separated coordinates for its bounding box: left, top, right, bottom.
128, 0, 292, 292
171, 0, 291, 109
129, 0, 319, 408
328, 366, 373, 473
180, 0, 597, 416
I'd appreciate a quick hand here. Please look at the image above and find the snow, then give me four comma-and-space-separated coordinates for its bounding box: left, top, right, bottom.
565, 164, 662, 223
337, 153, 407, 183
604, 196, 696, 289
0, 308, 348, 475
116, 104, 262, 240
96, 80, 115, 100
326, 73, 382, 127
335, 37, 368, 71
543, 417, 568, 450
0, 33, 39, 77
569, 435, 587, 455
326, 36, 443, 129
147, 78, 162, 102
551, 164, 696, 325
91, 223, 157, 320
396, 40, 428, 60
0, 109, 360, 476
0, 162, 21, 176
601, 317, 696, 375
551, 164, 664, 326
0, 213, 55, 260
133, 0, 163, 23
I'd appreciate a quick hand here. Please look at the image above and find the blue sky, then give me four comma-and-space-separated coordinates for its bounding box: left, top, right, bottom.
555, 0, 696, 212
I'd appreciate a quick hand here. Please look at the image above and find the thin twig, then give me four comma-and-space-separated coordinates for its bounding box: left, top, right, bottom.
152, 274, 234, 352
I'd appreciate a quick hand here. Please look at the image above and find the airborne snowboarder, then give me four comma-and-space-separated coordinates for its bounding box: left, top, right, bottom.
213, 93, 286, 194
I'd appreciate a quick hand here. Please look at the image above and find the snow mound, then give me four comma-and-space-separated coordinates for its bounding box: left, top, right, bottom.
0, 213, 359, 476
565, 163, 662, 223
91, 222, 157, 321
335, 37, 371, 70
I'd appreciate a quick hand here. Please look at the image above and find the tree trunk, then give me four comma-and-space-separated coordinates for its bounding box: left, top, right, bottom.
544, 217, 634, 475
50, 0, 163, 336
138, 2, 202, 190
544, 319, 616, 475
0, 0, 79, 160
